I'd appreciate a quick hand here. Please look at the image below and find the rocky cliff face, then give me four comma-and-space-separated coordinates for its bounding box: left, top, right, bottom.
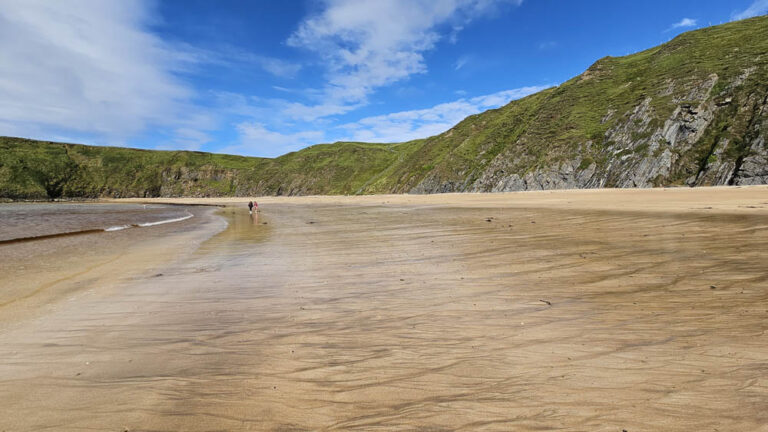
461, 71, 767, 193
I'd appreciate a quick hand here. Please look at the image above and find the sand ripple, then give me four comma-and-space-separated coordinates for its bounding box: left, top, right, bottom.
0, 201, 767, 430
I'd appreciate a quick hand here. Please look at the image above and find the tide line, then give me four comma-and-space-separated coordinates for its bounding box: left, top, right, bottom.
0, 212, 195, 245
137, 213, 194, 227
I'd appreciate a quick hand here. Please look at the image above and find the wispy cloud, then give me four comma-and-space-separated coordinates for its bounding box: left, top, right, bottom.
0, 0, 302, 149
732, 0, 768, 21
210, 48, 302, 79
221, 122, 325, 157
167, 42, 302, 79
537, 41, 557, 50
162, 128, 214, 151
338, 85, 549, 143
257, 57, 302, 78
283, 0, 521, 122
454, 55, 470, 70
665, 17, 697, 32
0, 0, 196, 143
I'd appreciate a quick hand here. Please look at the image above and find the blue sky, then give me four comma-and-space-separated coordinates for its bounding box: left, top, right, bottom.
0, 0, 766, 157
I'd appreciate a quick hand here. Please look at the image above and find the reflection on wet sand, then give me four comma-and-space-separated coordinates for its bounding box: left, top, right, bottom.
0, 200, 767, 431
0, 206, 223, 325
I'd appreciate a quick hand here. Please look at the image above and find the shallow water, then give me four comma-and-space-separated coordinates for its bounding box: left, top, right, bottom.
0, 203, 219, 323
0, 203, 767, 430
0, 202, 192, 242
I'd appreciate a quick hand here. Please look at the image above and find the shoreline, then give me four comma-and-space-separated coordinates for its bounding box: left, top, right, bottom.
111, 184, 768, 215
0, 205, 227, 327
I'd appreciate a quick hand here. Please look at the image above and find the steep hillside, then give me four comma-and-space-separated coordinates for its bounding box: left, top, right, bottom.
411, 15, 768, 192
1, 16, 767, 199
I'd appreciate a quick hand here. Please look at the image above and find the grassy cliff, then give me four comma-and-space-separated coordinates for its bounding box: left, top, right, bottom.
2, 16, 767, 199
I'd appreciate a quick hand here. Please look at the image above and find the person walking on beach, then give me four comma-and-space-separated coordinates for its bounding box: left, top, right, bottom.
248, 201, 254, 215
254, 201, 259, 212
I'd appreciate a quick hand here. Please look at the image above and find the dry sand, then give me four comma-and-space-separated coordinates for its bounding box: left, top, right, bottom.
1, 186, 768, 431
118, 184, 768, 214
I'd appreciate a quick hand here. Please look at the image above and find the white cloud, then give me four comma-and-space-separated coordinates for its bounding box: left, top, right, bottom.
257, 57, 302, 78
537, 41, 557, 50
338, 85, 549, 143
0, 0, 200, 142
281, 100, 365, 122
732, 0, 768, 20
209, 47, 302, 78
448, 25, 464, 44
454, 55, 470, 70
163, 128, 213, 151
671, 17, 697, 29
664, 17, 698, 32
284, 0, 520, 121
0, 0, 302, 150
221, 122, 325, 157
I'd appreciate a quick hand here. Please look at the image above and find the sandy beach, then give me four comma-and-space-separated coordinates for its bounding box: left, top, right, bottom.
1, 186, 768, 431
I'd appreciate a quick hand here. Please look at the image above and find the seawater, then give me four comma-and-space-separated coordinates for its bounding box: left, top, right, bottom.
0, 203, 194, 243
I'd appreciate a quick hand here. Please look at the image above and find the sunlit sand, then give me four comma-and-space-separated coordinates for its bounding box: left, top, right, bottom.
1, 186, 767, 430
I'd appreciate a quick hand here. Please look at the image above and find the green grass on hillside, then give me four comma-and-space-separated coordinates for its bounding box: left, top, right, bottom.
2, 15, 767, 198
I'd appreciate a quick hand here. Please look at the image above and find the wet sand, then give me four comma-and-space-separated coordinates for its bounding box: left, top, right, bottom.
1, 187, 768, 430
0, 205, 225, 325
